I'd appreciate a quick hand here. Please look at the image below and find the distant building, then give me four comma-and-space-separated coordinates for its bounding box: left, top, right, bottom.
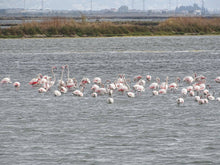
175, 3, 208, 15
118, 6, 129, 13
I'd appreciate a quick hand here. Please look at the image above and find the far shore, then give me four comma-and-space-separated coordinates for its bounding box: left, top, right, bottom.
0, 17, 220, 38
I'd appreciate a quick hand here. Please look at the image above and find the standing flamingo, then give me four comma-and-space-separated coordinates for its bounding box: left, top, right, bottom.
58, 66, 66, 89
169, 77, 180, 91
149, 77, 160, 90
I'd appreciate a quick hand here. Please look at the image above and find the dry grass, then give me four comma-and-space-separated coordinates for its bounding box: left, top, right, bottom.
1, 17, 220, 38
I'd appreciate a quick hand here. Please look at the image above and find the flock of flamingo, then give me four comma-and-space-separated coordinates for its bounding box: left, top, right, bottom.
1, 64, 220, 105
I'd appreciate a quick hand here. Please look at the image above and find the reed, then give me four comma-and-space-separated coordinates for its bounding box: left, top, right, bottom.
0, 17, 220, 38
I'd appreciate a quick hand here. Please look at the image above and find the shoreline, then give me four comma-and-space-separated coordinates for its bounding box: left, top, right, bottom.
1, 17, 220, 39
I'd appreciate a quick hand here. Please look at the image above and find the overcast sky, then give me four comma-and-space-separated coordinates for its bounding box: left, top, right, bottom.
0, 0, 219, 11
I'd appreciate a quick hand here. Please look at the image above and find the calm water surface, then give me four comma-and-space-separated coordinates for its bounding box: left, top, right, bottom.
0, 36, 220, 165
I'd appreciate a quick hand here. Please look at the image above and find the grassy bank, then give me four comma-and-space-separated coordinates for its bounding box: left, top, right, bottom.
0, 17, 220, 38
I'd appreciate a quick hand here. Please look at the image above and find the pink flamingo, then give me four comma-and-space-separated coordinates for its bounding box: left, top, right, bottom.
73, 86, 84, 97
146, 75, 152, 82
29, 73, 42, 86
1, 77, 12, 84
149, 77, 160, 90
13, 82, 20, 89
183, 76, 194, 84
159, 89, 167, 94
169, 77, 180, 91
80, 77, 90, 86
133, 75, 142, 82
47, 66, 56, 90
93, 77, 102, 84
58, 66, 66, 89
160, 77, 169, 90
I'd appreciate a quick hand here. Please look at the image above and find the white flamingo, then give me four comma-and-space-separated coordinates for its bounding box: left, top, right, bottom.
54, 90, 61, 96
146, 75, 152, 82
152, 90, 159, 95
149, 77, 160, 90
107, 97, 114, 104
91, 92, 98, 97
177, 97, 184, 105
215, 77, 220, 83
183, 76, 194, 84
127, 91, 135, 98
1, 77, 12, 84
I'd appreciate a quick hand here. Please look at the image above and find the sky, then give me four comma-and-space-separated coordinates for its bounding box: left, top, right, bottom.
0, 0, 219, 11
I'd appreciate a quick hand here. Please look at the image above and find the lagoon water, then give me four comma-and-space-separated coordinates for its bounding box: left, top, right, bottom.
0, 36, 220, 164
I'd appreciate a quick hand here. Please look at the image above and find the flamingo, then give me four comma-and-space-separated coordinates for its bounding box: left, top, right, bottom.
38, 87, 47, 93
65, 65, 76, 90
47, 66, 56, 90
80, 77, 90, 86
133, 84, 145, 93
169, 77, 180, 91
195, 96, 200, 102
58, 66, 66, 89
96, 87, 107, 95
107, 97, 114, 104
215, 77, 220, 83
181, 88, 187, 96
91, 84, 100, 92
198, 98, 205, 105
136, 79, 146, 86
146, 75, 152, 82
203, 89, 209, 95
60, 86, 67, 93
152, 90, 159, 95
158, 89, 166, 94
93, 77, 102, 84
54, 90, 61, 96
127, 91, 135, 98
207, 94, 215, 101
187, 86, 193, 92
183, 76, 194, 84
1, 77, 12, 84
149, 77, 160, 90
133, 75, 142, 82
13, 82, 20, 89
189, 91, 195, 96
73, 90, 83, 97
177, 97, 184, 105
160, 76, 169, 90
29, 73, 42, 86
91, 92, 98, 97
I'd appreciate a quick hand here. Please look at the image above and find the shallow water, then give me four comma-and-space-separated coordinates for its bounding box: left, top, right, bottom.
0, 36, 220, 165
